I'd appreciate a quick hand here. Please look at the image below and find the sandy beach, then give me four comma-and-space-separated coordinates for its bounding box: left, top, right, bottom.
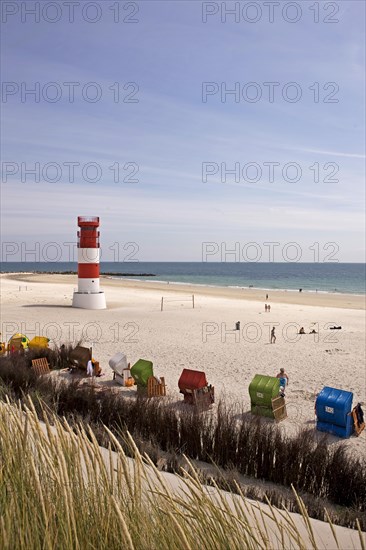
1, 272, 365, 454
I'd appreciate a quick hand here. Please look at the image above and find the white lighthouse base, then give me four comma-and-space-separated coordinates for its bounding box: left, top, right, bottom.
72, 291, 106, 310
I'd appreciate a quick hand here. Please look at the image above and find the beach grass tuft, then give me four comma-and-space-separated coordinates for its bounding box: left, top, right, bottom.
0, 349, 365, 531
0, 398, 365, 550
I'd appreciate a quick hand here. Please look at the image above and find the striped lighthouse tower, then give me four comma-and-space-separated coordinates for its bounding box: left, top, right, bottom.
72, 216, 106, 309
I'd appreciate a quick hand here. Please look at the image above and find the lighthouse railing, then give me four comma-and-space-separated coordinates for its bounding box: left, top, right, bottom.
78, 216, 99, 223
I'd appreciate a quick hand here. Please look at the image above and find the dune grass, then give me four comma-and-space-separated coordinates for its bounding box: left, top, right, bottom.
0, 348, 365, 531
0, 397, 365, 550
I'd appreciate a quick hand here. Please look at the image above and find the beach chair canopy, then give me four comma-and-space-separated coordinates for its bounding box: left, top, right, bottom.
109, 352, 128, 376
8, 333, 29, 349
249, 375, 280, 407
315, 386, 354, 438
178, 369, 208, 392
69, 346, 91, 369
130, 359, 153, 387
28, 336, 50, 349
248, 375, 286, 420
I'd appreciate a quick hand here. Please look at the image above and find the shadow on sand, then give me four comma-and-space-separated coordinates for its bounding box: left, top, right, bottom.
22, 304, 72, 309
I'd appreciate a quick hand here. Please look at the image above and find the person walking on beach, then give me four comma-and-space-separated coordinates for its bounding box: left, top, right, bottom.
276, 368, 289, 388
270, 327, 276, 343
266, 294, 268, 300
265, 304, 268, 312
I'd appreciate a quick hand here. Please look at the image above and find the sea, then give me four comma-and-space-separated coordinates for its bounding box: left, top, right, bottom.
1, 262, 365, 295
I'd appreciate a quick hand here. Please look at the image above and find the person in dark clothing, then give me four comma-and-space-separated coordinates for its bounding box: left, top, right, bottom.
355, 403, 364, 425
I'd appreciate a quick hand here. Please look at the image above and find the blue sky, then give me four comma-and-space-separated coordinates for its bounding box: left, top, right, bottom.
1, 0, 365, 262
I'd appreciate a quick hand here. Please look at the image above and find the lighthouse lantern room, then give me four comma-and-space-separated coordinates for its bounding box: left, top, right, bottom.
72, 216, 106, 309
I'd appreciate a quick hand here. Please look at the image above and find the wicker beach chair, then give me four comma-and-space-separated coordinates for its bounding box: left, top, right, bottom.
147, 376, 166, 397
31, 357, 50, 376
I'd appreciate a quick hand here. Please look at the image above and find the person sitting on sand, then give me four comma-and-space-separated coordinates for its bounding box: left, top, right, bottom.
355, 403, 364, 426
270, 327, 276, 343
92, 359, 102, 377
276, 368, 289, 388
310, 328, 317, 334
299, 327, 305, 334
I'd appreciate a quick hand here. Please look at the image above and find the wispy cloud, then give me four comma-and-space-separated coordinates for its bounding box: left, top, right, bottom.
1, 0, 365, 260
284, 147, 365, 159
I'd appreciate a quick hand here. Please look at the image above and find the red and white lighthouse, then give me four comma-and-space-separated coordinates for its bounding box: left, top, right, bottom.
72, 216, 106, 309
